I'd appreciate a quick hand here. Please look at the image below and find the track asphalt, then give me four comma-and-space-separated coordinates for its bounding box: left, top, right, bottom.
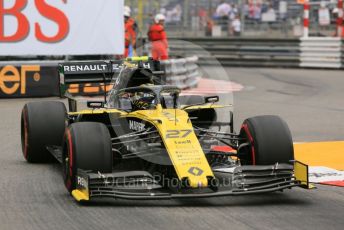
0, 67, 343, 230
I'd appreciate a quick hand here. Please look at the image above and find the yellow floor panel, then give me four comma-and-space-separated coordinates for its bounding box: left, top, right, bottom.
294, 141, 344, 170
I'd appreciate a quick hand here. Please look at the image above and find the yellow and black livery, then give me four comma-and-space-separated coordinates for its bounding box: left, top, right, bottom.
20, 57, 310, 202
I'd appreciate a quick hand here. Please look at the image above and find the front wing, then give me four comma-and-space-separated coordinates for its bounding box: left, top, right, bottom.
72, 161, 309, 202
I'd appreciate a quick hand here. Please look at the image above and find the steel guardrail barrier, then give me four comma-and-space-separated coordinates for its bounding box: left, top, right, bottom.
300, 37, 343, 69
161, 56, 200, 89
165, 37, 343, 69
167, 37, 301, 68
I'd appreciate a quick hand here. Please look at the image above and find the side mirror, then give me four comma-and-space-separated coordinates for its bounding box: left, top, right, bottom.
87, 101, 104, 108
205, 96, 219, 103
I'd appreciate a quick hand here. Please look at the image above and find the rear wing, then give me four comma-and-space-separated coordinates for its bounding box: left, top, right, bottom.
58, 57, 163, 97
59, 61, 114, 84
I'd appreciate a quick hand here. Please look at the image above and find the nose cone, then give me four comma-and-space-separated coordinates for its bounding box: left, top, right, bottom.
188, 176, 209, 188
187, 167, 209, 188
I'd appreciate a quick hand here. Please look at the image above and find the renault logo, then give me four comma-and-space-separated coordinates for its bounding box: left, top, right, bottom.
188, 167, 203, 176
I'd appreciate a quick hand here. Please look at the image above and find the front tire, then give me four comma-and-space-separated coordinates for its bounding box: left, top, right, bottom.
238, 115, 294, 165
21, 101, 66, 163
62, 122, 113, 193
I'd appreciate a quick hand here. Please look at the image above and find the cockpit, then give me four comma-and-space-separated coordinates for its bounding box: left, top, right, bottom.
112, 86, 181, 112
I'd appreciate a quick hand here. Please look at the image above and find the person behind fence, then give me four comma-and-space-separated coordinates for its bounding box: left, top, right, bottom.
124, 6, 137, 57
253, 3, 262, 24
215, 0, 231, 32
318, 1, 330, 31
231, 14, 241, 37
228, 3, 238, 21
147, 14, 169, 60
205, 16, 214, 37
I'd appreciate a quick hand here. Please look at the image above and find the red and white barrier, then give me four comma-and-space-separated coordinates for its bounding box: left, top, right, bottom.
303, 0, 310, 37
337, 0, 344, 37
302, 0, 344, 37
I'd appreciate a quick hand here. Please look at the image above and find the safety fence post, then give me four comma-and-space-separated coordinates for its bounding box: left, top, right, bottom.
303, 0, 310, 37
337, 0, 344, 37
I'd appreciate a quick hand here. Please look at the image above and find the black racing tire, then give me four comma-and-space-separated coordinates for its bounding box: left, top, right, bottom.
21, 101, 67, 163
62, 122, 113, 193
238, 115, 294, 165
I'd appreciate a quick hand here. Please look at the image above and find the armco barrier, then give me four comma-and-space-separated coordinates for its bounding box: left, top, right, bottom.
161, 56, 200, 89
166, 37, 344, 69
167, 37, 301, 68
300, 37, 343, 69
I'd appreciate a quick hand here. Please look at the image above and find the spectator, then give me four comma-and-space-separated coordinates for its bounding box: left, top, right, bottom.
147, 14, 169, 60
249, 2, 255, 19
229, 4, 238, 21
243, 2, 249, 19
216, 0, 231, 31
165, 4, 182, 24
262, 3, 276, 31
216, 0, 231, 18
261, 1, 269, 14
171, 4, 182, 23
205, 16, 214, 37
231, 15, 241, 37
254, 3, 262, 23
318, 1, 330, 29
266, 4, 276, 15
279, 1, 287, 20
198, 7, 207, 28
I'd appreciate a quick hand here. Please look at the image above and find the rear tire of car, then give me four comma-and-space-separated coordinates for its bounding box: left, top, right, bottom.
238, 115, 294, 165
21, 101, 66, 163
62, 122, 113, 193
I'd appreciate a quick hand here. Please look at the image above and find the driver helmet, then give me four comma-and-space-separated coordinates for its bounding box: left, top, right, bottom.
131, 91, 155, 110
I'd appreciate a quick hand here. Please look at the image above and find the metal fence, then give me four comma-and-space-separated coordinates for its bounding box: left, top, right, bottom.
125, 0, 340, 39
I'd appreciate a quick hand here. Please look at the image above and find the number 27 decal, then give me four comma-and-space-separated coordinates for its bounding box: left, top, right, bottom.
165, 129, 192, 139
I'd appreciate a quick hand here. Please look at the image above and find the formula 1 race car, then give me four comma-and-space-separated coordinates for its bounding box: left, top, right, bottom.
20, 57, 309, 202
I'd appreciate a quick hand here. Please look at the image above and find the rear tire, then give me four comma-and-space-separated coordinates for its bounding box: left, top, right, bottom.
21, 101, 66, 163
238, 115, 294, 165
62, 122, 113, 193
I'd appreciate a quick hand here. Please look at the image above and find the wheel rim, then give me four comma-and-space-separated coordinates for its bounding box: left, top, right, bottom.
63, 129, 74, 191
241, 123, 256, 165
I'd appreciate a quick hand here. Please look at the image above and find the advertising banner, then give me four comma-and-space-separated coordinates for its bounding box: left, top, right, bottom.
0, 0, 124, 55
0, 63, 60, 98
0, 62, 115, 98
